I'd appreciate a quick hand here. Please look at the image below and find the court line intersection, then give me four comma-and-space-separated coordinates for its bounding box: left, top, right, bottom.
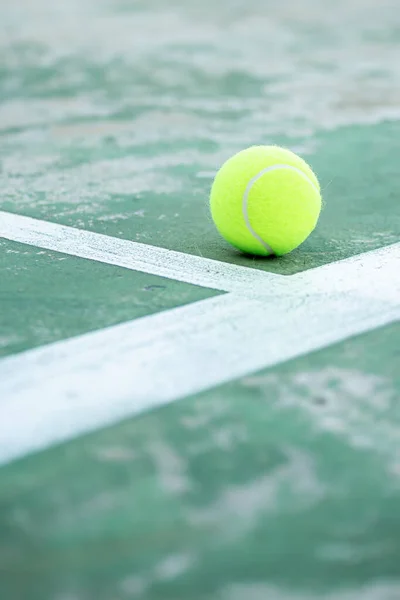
0, 211, 399, 465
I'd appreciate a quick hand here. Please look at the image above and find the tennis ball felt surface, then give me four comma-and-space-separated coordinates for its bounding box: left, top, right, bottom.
210, 145, 322, 256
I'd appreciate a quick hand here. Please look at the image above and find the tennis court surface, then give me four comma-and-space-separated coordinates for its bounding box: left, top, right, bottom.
1, 1, 400, 599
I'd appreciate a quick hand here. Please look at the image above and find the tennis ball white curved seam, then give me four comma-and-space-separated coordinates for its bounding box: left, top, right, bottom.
241, 164, 319, 255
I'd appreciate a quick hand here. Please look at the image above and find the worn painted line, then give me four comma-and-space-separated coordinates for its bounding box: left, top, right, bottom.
0, 255, 399, 465
0, 210, 283, 294
1, 211, 399, 301
0, 212, 399, 465
292, 242, 400, 300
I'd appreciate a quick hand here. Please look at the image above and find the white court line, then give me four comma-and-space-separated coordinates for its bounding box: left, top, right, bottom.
0, 210, 284, 294
0, 239, 399, 465
1, 210, 399, 299
295, 242, 400, 298
0, 212, 399, 465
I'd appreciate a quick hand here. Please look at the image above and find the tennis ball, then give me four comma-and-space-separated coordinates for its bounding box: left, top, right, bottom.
210, 145, 322, 256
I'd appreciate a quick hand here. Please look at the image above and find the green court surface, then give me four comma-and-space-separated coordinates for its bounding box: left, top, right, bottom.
0, 1, 400, 599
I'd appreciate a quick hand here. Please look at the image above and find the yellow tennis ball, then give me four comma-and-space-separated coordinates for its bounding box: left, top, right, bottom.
210, 145, 322, 256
